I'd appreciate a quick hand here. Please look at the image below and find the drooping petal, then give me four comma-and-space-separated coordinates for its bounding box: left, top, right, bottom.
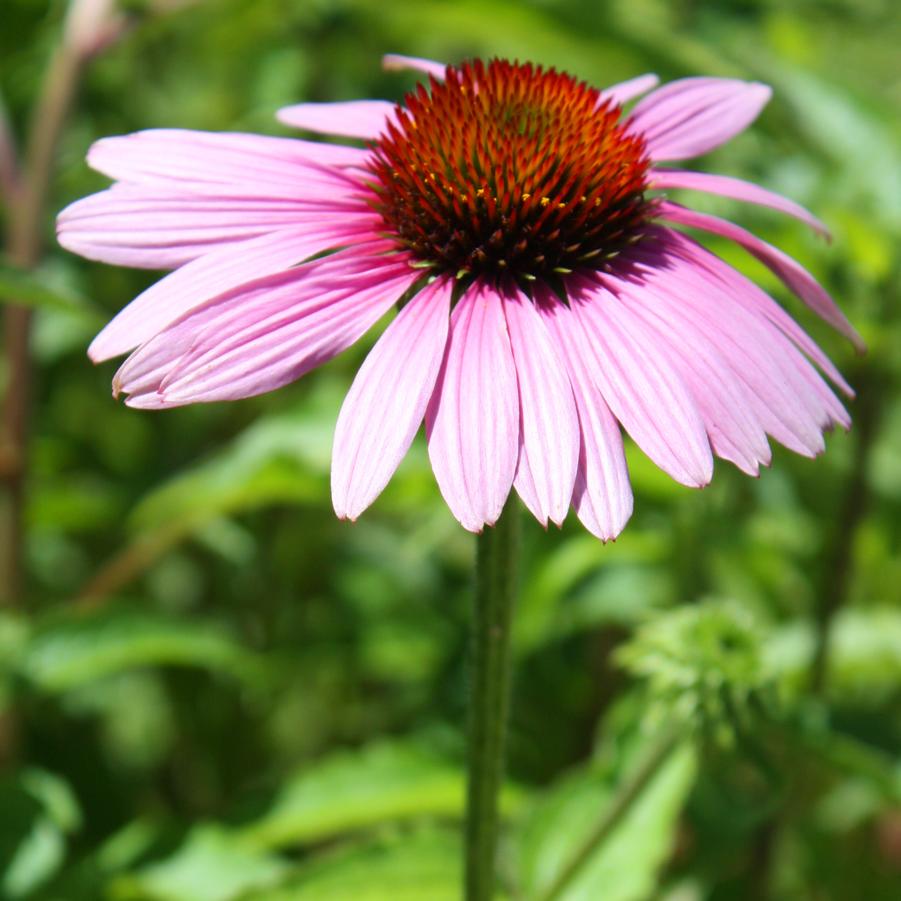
650, 169, 829, 237
114, 243, 396, 394
426, 284, 519, 532
58, 185, 370, 269
276, 100, 399, 140
87, 129, 367, 192
598, 73, 659, 108
628, 77, 771, 161
657, 200, 865, 350
537, 287, 633, 541
503, 286, 579, 527
568, 274, 714, 488
88, 217, 383, 361
332, 277, 453, 520
383, 54, 446, 80
113, 245, 391, 398
612, 275, 773, 474
121, 247, 415, 407
662, 228, 853, 395
628, 229, 846, 454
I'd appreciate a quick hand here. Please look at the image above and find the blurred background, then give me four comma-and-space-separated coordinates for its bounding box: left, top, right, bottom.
1, 1, 900, 898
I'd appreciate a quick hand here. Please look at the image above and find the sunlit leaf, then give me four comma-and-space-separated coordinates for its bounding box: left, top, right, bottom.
237, 738, 522, 850
766, 607, 901, 702
111, 826, 287, 901
246, 826, 462, 901
0, 260, 97, 316
124, 380, 347, 554
516, 740, 696, 900
0, 769, 81, 899
18, 607, 263, 692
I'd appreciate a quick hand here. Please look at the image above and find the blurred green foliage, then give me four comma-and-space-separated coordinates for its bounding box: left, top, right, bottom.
1, 0, 900, 898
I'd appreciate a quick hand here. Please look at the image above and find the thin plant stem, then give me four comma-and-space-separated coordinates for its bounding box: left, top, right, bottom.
1, 21, 85, 606
538, 723, 682, 901
466, 498, 520, 901
0, 90, 20, 201
810, 363, 880, 694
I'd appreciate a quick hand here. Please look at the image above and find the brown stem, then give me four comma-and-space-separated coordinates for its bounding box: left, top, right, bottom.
0, 91, 20, 201
1, 29, 85, 607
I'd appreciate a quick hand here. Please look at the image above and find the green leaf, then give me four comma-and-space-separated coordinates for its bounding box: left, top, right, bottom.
0, 768, 81, 899
515, 530, 670, 655
18, 607, 263, 693
766, 607, 901, 702
245, 827, 461, 901
759, 67, 901, 231
516, 741, 696, 901
111, 826, 287, 901
0, 260, 97, 316
237, 738, 522, 850
130, 386, 346, 538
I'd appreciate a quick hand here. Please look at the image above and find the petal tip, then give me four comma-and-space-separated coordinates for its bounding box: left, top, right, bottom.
334, 507, 359, 524
87, 336, 109, 364
274, 105, 300, 127
381, 54, 447, 80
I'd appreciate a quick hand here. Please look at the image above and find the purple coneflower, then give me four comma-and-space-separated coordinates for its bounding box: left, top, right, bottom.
58, 55, 861, 538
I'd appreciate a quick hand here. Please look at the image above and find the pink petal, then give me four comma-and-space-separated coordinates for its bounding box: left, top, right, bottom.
503, 287, 579, 527
58, 185, 368, 269
612, 279, 773, 475
628, 229, 842, 455
650, 169, 829, 237
276, 100, 399, 140
382, 54, 446, 80
122, 248, 414, 407
657, 200, 865, 350
599, 73, 660, 108
426, 284, 519, 532
87, 129, 367, 192
331, 277, 453, 520
628, 77, 771, 161
88, 217, 382, 362
537, 288, 633, 541
115, 245, 396, 398
567, 274, 714, 488
662, 229, 853, 396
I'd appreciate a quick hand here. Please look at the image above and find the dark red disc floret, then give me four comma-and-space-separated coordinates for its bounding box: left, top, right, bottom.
367, 59, 651, 283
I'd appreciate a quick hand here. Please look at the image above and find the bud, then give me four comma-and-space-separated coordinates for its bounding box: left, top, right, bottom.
616, 601, 773, 742
63, 0, 126, 59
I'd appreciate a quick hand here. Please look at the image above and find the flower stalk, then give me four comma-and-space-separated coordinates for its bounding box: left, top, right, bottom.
466, 498, 520, 901
1, 7, 87, 606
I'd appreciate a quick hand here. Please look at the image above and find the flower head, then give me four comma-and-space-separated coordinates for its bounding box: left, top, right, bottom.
58, 55, 861, 539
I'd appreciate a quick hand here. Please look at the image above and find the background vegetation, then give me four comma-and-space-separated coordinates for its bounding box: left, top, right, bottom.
1, 0, 900, 898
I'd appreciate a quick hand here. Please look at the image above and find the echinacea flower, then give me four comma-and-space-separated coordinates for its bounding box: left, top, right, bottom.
58, 55, 862, 538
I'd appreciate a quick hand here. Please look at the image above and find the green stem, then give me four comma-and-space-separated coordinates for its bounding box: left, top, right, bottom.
539, 723, 682, 901
810, 363, 879, 695
465, 499, 520, 901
